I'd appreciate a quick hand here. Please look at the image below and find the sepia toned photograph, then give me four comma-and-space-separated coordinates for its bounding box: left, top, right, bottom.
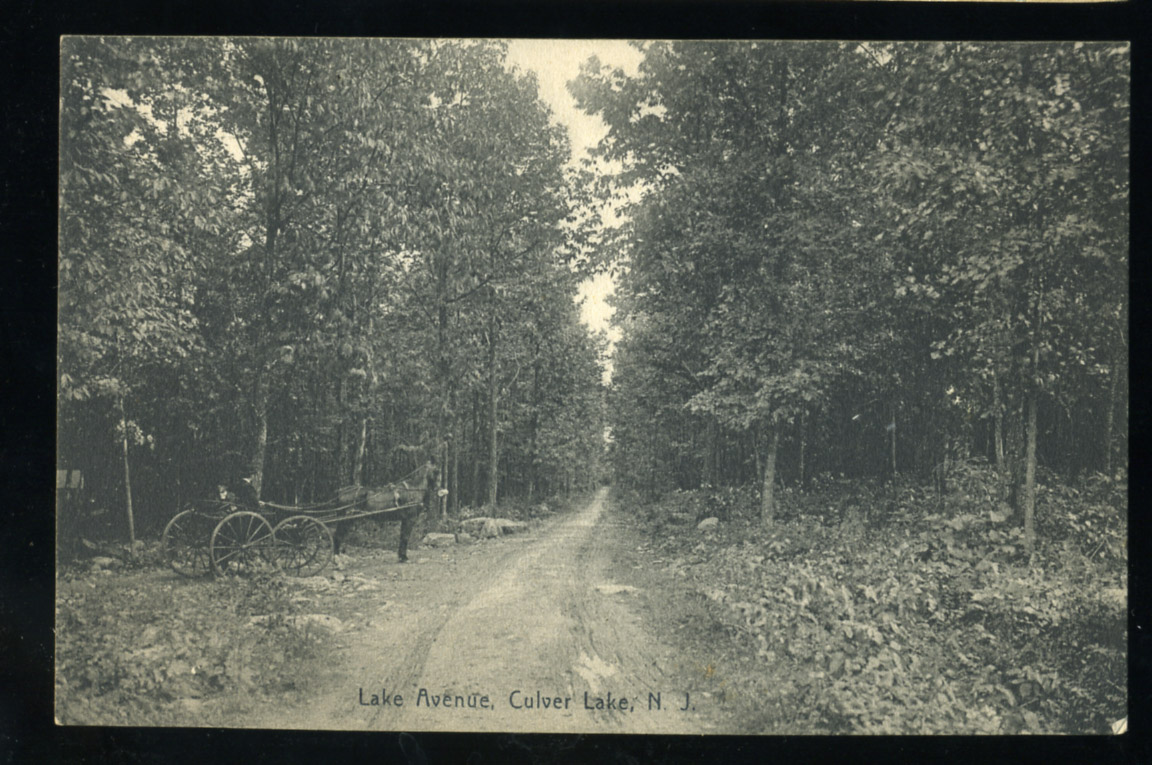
57, 38, 1128, 734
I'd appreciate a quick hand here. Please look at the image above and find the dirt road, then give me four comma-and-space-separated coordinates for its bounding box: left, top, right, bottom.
249, 488, 728, 733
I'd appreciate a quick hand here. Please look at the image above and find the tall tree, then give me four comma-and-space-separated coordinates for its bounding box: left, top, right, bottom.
582, 42, 1127, 551
575, 42, 889, 523
870, 42, 1129, 553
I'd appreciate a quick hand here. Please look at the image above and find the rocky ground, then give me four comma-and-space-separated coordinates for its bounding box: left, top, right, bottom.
57, 489, 759, 733
241, 487, 748, 733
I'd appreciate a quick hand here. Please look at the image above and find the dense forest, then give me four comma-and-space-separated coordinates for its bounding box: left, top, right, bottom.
573, 42, 1128, 554
56, 39, 1128, 735
58, 38, 607, 549
567, 42, 1127, 733
57, 38, 1129, 567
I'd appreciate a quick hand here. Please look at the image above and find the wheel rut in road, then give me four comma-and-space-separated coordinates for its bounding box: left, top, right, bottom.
256, 488, 721, 733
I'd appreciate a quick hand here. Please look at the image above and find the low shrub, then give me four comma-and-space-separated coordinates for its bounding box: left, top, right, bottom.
625, 464, 1127, 734
55, 571, 321, 725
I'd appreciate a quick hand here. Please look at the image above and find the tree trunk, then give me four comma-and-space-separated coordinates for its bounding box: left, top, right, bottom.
1023, 394, 1038, 558
1104, 353, 1119, 475
436, 456, 444, 517
528, 358, 540, 501
249, 367, 269, 498
351, 417, 368, 487
471, 389, 482, 508
337, 367, 349, 486
252, 74, 281, 501
993, 371, 1007, 487
1022, 266, 1044, 557
353, 316, 377, 489
704, 418, 717, 486
119, 392, 137, 558
798, 410, 807, 491
760, 426, 780, 526
752, 430, 762, 491
486, 320, 499, 509
890, 412, 897, 479
451, 435, 459, 516
294, 435, 304, 505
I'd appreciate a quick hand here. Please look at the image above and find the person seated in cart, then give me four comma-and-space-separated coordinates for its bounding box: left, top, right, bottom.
217, 474, 260, 511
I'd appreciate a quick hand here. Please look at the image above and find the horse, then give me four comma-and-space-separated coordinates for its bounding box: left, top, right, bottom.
332, 483, 426, 560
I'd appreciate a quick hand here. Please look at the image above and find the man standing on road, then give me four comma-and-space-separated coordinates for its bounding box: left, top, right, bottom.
398, 456, 438, 563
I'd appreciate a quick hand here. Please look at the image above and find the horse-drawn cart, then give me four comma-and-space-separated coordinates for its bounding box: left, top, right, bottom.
161, 480, 424, 578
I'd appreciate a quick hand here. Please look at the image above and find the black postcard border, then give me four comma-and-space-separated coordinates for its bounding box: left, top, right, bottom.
4, 0, 1148, 761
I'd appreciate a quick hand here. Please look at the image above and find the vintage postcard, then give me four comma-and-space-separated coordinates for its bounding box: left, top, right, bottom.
57, 38, 1128, 734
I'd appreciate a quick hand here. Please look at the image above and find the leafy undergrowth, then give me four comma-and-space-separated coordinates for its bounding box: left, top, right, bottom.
55, 564, 322, 726
620, 466, 1126, 734
457, 492, 594, 523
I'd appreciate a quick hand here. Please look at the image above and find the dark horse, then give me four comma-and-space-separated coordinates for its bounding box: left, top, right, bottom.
332, 461, 437, 562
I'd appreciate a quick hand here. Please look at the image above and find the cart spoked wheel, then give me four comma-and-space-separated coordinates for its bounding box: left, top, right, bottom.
162, 508, 212, 578
210, 511, 277, 576
273, 515, 334, 577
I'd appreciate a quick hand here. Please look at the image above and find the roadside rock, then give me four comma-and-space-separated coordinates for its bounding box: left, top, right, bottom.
461, 517, 529, 536
455, 532, 475, 545
595, 584, 639, 596
461, 517, 512, 538
422, 532, 457, 548
90, 556, 121, 571
497, 519, 528, 534
696, 517, 720, 531
460, 516, 494, 534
